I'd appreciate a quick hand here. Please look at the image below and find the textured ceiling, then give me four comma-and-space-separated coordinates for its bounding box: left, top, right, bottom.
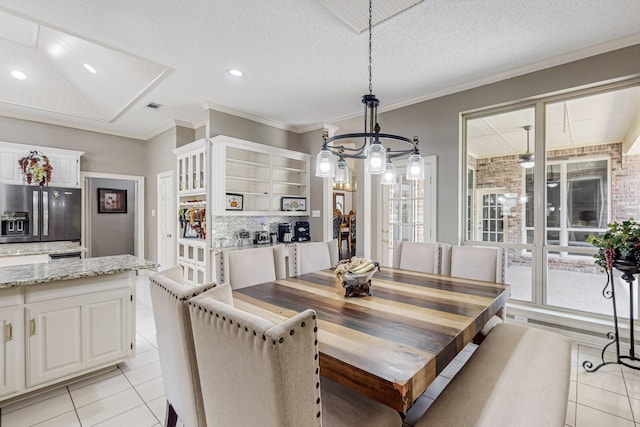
0, 0, 639, 141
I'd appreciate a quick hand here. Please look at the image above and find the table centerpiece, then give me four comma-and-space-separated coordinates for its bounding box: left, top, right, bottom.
335, 256, 380, 297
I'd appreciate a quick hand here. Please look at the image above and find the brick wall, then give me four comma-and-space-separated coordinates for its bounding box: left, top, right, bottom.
469, 142, 640, 272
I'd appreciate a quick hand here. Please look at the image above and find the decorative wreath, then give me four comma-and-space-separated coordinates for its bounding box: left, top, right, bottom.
18, 151, 53, 186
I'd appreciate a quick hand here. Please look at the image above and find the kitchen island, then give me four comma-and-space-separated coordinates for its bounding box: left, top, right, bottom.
0, 254, 157, 403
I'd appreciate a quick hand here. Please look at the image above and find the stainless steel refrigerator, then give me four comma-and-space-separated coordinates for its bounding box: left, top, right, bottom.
0, 183, 81, 243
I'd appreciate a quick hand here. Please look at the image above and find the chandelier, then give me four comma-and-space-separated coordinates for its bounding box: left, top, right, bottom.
315, 0, 424, 185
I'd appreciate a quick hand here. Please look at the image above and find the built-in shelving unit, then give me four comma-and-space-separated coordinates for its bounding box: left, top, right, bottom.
172, 139, 208, 286
210, 136, 310, 216
172, 136, 310, 286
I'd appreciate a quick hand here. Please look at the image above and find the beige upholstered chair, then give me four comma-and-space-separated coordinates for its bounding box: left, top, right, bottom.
294, 239, 339, 276
188, 285, 402, 427
450, 245, 506, 283
148, 266, 216, 427
450, 245, 507, 335
393, 241, 452, 275
221, 244, 287, 289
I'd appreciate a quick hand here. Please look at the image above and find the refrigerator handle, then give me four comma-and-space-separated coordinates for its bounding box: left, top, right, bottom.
42, 191, 49, 237
32, 190, 39, 237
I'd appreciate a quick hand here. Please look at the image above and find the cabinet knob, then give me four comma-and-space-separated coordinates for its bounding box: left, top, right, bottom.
166, 234, 172, 238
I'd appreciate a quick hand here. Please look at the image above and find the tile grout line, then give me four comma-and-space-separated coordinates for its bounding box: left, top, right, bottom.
66, 385, 84, 426
117, 364, 163, 426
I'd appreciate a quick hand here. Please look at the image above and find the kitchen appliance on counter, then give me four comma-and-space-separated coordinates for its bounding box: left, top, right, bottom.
0, 183, 81, 243
254, 230, 270, 245
237, 229, 251, 246
294, 221, 310, 242
278, 223, 292, 243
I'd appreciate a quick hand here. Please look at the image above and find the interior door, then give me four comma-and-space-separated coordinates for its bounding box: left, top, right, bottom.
380, 156, 436, 266
158, 171, 176, 270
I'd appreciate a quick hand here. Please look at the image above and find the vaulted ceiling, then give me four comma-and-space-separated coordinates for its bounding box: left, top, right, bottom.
0, 0, 639, 143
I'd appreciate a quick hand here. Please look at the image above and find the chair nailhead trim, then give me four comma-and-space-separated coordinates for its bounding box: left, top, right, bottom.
290, 330, 295, 335
279, 337, 284, 343
317, 411, 321, 418
316, 382, 320, 388
316, 397, 320, 404
301, 322, 306, 327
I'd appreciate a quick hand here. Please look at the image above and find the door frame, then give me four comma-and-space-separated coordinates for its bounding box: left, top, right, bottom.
81, 171, 145, 258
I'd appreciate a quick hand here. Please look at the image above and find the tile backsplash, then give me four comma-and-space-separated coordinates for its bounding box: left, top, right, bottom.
210, 215, 308, 247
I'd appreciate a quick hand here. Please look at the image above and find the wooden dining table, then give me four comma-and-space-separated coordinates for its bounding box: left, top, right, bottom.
232, 266, 510, 413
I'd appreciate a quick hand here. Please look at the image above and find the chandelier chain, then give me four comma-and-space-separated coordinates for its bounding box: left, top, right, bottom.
368, 0, 373, 94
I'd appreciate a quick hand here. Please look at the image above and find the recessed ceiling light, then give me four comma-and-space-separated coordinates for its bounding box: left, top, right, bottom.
83, 63, 97, 74
228, 69, 243, 77
11, 70, 26, 80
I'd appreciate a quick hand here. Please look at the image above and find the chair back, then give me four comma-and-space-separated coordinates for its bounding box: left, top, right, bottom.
295, 240, 338, 276
222, 244, 287, 289
149, 267, 216, 427
188, 291, 321, 427
333, 211, 342, 239
450, 246, 506, 283
393, 241, 452, 275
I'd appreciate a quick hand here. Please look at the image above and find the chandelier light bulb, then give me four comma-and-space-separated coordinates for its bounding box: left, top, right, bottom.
367, 143, 386, 174
315, 149, 335, 178
380, 161, 396, 185
406, 153, 425, 180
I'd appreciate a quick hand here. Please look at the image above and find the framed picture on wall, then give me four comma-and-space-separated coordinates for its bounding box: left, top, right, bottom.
98, 188, 127, 213
225, 193, 243, 211
333, 192, 345, 214
281, 197, 306, 211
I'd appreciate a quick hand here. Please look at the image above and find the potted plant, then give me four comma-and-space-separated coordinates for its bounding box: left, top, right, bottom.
587, 219, 640, 271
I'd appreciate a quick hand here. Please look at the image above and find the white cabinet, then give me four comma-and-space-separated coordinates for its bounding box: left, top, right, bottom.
0, 288, 23, 398
0, 306, 23, 397
0, 141, 83, 187
177, 239, 207, 286
0, 149, 21, 183
174, 139, 206, 195
48, 153, 81, 188
27, 299, 83, 387
173, 140, 209, 285
210, 136, 310, 215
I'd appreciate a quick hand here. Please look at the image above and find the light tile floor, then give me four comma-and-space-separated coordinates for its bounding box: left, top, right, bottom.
2, 272, 639, 427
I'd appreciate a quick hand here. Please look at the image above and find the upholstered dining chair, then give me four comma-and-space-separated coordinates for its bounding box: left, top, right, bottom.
392, 241, 452, 275
221, 244, 287, 289
450, 245, 507, 335
294, 239, 339, 276
188, 284, 402, 427
148, 266, 217, 427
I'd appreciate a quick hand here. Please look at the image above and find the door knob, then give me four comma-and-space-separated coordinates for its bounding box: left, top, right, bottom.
166, 234, 172, 238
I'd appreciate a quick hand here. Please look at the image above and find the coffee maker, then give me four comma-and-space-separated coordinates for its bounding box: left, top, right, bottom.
294, 221, 310, 242
278, 223, 292, 243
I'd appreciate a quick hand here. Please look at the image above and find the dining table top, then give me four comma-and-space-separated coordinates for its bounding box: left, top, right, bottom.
232, 266, 510, 413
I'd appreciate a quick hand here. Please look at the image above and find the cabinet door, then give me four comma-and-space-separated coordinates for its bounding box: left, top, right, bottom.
83, 289, 133, 367
0, 307, 24, 397
48, 154, 80, 188
0, 150, 22, 184
27, 289, 133, 387
27, 300, 83, 387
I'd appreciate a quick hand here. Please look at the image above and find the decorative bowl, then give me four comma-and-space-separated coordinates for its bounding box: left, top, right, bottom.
339, 262, 380, 297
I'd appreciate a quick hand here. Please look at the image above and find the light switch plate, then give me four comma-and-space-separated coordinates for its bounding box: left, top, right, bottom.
312, 210, 320, 217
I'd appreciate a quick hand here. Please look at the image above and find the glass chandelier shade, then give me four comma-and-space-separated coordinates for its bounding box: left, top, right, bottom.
315, 148, 335, 178
334, 155, 351, 184
406, 152, 425, 180
380, 159, 396, 185
366, 142, 386, 174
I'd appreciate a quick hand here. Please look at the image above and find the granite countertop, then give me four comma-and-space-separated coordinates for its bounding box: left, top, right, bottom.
0, 241, 86, 258
0, 254, 158, 288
